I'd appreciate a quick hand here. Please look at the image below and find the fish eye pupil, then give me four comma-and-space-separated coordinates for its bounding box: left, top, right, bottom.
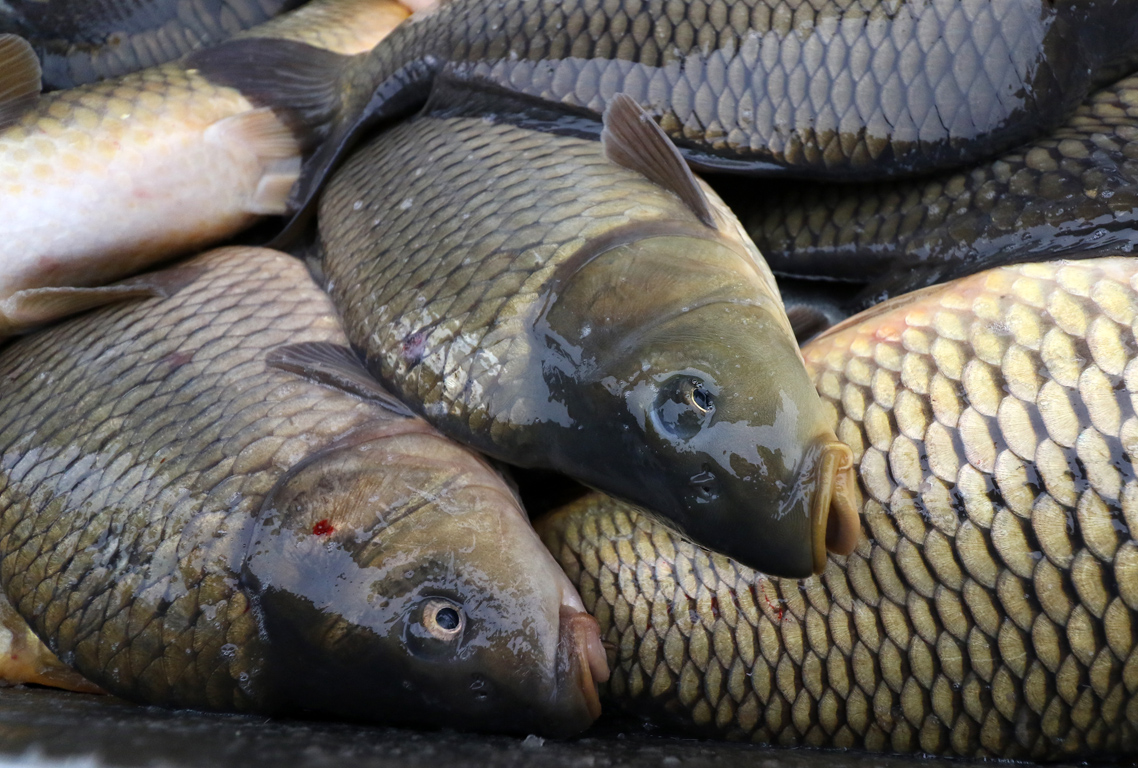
437, 607, 460, 630
689, 383, 713, 413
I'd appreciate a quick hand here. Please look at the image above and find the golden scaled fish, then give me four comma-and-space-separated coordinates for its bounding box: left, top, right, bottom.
316, 96, 860, 578
0, 0, 410, 340
540, 257, 1138, 759
0, 246, 607, 735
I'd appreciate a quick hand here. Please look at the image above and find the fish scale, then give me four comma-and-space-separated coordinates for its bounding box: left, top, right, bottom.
732, 70, 1138, 307
540, 257, 1138, 760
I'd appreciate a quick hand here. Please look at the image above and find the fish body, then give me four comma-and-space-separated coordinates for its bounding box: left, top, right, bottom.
730, 68, 1138, 308
0, 0, 409, 339
0, 0, 304, 90
0, 246, 605, 735
317, 104, 859, 578
194, 0, 1138, 220
541, 257, 1138, 759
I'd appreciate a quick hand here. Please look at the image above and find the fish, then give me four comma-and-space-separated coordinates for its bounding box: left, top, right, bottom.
0, 589, 103, 695
539, 256, 1138, 759
0, 0, 304, 90
0, 246, 607, 735
190, 0, 1138, 228
316, 95, 860, 579
0, 0, 410, 341
726, 68, 1138, 310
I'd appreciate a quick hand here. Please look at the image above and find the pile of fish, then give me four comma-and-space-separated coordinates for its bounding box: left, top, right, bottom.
0, 0, 1136, 761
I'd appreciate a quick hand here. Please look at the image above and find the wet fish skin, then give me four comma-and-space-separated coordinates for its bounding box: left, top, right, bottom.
730, 70, 1138, 308
195, 0, 1138, 222
540, 257, 1138, 759
0, 247, 604, 735
0, 0, 304, 90
0, 0, 410, 339
318, 110, 858, 578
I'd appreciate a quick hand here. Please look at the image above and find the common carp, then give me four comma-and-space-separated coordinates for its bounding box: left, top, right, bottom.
0, 0, 304, 90
0, 0, 409, 340
317, 97, 859, 578
540, 257, 1138, 759
0, 246, 607, 735
729, 68, 1138, 312
192, 0, 1138, 224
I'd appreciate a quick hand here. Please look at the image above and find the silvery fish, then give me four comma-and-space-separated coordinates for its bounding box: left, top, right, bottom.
541, 257, 1138, 758
0, 246, 607, 735
0, 0, 409, 340
316, 96, 860, 578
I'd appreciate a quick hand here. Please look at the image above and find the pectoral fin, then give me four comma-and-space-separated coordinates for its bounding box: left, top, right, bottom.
266, 341, 415, 417
0, 34, 41, 131
0, 283, 165, 337
601, 93, 716, 230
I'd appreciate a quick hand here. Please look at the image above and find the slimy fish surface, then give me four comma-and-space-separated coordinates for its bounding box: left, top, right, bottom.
730, 68, 1138, 309
0, 0, 303, 90
193, 0, 1138, 220
541, 257, 1138, 759
0, 0, 409, 341
318, 99, 859, 578
0, 247, 605, 735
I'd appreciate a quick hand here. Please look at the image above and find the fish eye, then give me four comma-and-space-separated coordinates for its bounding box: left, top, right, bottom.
653, 375, 715, 440
404, 597, 467, 657
423, 598, 465, 640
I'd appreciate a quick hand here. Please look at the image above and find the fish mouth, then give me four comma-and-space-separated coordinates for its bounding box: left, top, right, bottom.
558, 606, 609, 722
810, 441, 861, 574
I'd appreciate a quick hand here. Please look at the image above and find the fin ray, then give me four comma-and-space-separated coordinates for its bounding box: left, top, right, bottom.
0, 34, 41, 130
266, 341, 414, 417
601, 93, 716, 230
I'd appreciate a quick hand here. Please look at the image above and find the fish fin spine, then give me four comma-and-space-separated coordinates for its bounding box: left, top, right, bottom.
601, 93, 716, 230
0, 34, 41, 131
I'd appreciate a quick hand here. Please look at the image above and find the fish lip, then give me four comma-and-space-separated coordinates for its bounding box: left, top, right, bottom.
810, 441, 861, 574
557, 606, 608, 723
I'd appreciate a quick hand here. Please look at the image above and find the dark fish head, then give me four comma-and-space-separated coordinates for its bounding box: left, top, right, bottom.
546, 234, 860, 577
243, 429, 605, 735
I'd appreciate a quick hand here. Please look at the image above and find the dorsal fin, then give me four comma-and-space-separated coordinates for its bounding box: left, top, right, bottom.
601, 93, 716, 230
266, 341, 415, 418
0, 35, 41, 131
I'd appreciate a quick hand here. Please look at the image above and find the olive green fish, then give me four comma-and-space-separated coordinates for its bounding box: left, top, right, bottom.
192, 0, 1138, 225
541, 257, 1138, 760
317, 98, 859, 578
728, 68, 1138, 310
0, 0, 409, 341
0, 246, 607, 735
0, 0, 304, 90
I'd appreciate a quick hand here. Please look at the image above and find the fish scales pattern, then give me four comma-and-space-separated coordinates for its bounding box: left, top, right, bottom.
0, 0, 301, 89
361, 0, 1069, 178
543, 258, 1138, 760
320, 115, 700, 447
740, 71, 1138, 303
0, 250, 380, 711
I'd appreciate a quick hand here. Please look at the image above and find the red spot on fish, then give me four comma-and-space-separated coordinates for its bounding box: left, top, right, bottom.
312, 519, 334, 536
757, 580, 784, 622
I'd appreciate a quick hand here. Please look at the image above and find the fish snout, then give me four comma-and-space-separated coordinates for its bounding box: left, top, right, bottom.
555, 606, 609, 728
810, 441, 861, 574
